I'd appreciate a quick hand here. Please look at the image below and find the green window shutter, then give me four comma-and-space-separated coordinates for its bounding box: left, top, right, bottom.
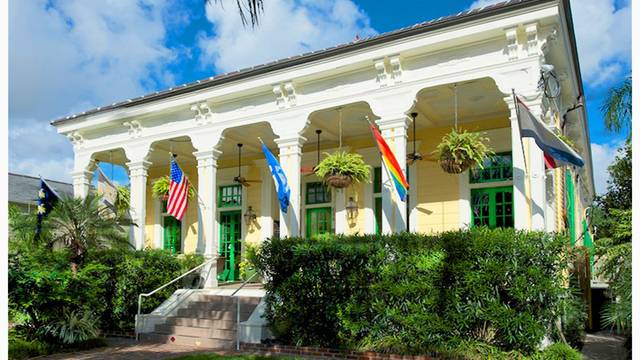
374, 197, 382, 235
583, 219, 594, 270
565, 170, 576, 246
163, 216, 181, 253
373, 167, 382, 194
306, 207, 333, 238
471, 186, 513, 229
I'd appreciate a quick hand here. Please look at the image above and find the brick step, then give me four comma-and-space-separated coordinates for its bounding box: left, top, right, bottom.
140, 332, 233, 349
154, 324, 236, 339
166, 317, 236, 329
176, 308, 253, 321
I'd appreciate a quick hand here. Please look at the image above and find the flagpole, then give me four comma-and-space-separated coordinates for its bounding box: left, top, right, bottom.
513, 89, 535, 228
365, 116, 407, 203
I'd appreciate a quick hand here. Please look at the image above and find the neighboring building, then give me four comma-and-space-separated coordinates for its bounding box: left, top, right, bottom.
51, 0, 595, 292
8, 173, 73, 213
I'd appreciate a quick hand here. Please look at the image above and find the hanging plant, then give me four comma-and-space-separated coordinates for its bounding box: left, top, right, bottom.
315, 151, 371, 188
151, 176, 195, 199
434, 129, 494, 174
557, 133, 579, 152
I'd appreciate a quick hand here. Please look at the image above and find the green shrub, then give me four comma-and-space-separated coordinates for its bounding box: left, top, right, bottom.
554, 286, 587, 350
40, 310, 99, 345
533, 343, 582, 360
8, 337, 53, 360
255, 229, 568, 354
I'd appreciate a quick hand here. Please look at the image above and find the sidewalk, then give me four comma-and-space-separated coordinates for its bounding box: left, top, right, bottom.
581, 331, 629, 360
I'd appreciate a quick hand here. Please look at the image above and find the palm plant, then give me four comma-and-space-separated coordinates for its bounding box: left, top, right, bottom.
601, 77, 631, 135
206, 0, 264, 28
40, 310, 99, 345
43, 194, 132, 274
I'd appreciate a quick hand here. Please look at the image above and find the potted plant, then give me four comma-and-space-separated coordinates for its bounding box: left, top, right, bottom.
434, 129, 494, 174
314, 151, 371, 188
151, 176, 195, 200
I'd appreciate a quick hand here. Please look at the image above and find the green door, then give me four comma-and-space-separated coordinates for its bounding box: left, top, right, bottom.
306, 207, 332, 238
163, 216, 181, 253
471, 186, 513, 228
219, 211, 241, 282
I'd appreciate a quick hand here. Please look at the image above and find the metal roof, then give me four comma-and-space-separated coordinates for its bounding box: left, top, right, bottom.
51, 0, 561, 126
8, 173, 74, 205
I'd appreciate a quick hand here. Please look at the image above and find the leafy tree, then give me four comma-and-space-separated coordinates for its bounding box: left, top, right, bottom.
601, 77, 632, 135
42, 194, 132, 274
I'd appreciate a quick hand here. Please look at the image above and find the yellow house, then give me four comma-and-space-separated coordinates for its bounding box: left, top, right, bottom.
52, 0, 594, 291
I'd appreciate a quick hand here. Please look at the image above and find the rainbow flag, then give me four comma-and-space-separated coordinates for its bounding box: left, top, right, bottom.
369, 123, 409, 201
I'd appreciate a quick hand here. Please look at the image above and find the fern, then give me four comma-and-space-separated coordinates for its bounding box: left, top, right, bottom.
434, 129, 494, 168
315, 151, 371, 184
151, 176, 195, 199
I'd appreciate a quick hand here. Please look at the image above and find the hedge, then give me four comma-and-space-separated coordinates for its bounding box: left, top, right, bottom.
255, 228, 570, 354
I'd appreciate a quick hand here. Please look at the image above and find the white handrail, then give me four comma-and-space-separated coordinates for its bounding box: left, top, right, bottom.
135, 257, 216, 341
234, 271, 259, 350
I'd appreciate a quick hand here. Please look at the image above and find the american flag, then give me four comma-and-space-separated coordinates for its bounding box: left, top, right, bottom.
167, 157, 189, 221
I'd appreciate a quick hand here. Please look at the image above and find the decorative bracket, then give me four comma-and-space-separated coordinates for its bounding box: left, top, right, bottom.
273, 84, 286, 109
67, 132, 84, 148
273, 82, 297, 109
191, 102, 213, 125
374, 58, 387, 87
123, 120, 143, 139
389, 55, 403, 84
505, 27, 518, 60
283, 82, 297, 107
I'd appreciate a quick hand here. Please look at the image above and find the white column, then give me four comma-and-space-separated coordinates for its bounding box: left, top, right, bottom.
259, 163, 274, 241
194, 149, 221, 288
71, 153, 95, 198
127, 160, 151, 250
275, 135, 305, 237
375, 115, 409, 234
334, 189, 347, 234
505, 96, 531, 230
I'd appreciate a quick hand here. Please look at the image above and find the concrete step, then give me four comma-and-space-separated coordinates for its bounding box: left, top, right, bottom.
166, 317, 236, 329
140, 332, 233, 349
176, 308, 253, 321
154, 324, 236, 339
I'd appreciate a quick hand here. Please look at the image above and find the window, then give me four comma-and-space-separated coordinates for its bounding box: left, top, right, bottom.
470, 153, 513, 184
161, 200, 181, 253
471, 187, 513, 228
219, 185, 242, 208
306, 182, 331, 204
373, 167, 382, 235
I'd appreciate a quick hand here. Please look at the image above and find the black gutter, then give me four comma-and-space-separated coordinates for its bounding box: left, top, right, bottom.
51, 0, 555, 126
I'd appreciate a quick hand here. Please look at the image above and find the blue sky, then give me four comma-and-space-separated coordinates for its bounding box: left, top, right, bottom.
9, 0, 631, 193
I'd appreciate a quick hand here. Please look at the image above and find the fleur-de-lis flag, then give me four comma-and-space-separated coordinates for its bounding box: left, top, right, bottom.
36, 177, 60, 234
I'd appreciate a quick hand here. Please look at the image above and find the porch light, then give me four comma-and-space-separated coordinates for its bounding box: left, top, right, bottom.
244, 206, 257, 225
346, 197, 358, 219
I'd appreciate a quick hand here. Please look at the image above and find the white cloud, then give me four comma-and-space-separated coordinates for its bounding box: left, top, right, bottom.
198, 0, 376, 73
468, 0, 631, 87
9, 0, 176, 182
590, 141, 624, 194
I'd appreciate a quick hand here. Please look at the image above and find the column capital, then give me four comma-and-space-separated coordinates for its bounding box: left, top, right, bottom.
126, 160, 151, 177
375, 115, 410, 132
194, 149, 222, 168
274, 135, 306, 149
123, 140, 153, 163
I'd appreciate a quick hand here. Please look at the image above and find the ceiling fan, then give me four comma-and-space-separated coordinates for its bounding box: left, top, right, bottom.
301, 129, 322, 175
407, 112, 423, 164
233, 143, 261, 187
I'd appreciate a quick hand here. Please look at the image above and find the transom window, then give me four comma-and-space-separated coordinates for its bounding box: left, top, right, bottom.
218, 185, 242, 208
470, 153, 513, 184
306, 182, 331, 205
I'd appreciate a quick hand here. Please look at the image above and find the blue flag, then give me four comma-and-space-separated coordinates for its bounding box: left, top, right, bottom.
36, 177, 61, 234
261, 143, 291, 213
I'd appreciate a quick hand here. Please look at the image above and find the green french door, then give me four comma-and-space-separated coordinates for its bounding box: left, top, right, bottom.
218, 211, 242, 282
163, 216, 181, 253
306, 207, 332, 238
471, 186, 513, 228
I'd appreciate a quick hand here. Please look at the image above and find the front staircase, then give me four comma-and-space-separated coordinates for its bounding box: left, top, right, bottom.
139, 294, 262, 349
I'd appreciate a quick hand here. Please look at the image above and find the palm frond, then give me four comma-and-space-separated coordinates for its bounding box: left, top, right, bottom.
207, 0, 264, 28
600, 77, 631, 134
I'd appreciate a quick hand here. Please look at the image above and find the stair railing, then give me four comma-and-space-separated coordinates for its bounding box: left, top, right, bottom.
135, 257, 216, 341
232, 271, 259, 350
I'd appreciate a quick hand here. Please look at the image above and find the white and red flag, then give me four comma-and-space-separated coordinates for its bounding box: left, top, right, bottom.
167, 157, 189, 221
515, 95, 584, 169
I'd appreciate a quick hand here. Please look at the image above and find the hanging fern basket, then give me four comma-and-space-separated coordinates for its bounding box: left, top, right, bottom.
438, 156, 476, 174
324, 174, 353, 188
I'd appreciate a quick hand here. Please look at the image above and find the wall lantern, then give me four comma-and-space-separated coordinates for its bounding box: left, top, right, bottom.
244, 206, 257, 225
346, 197, 358, 219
